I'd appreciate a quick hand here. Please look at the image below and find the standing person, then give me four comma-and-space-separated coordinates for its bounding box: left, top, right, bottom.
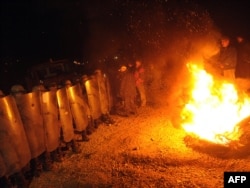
217, 36, 237, 81
119, 65, 137, 116
235, 35, 250, 92
134, 60, 147, 107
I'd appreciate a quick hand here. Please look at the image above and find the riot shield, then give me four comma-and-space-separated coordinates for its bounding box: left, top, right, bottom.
96, 74, 109, 115
67, 84, 88, 132
85, 78, 102, 120
0, 96, 31, 170
0, 130, 20, 177
41, 91, 60, 152
56, 87, 74, 143
14, 91, 46, 158
104, 74, 113, 113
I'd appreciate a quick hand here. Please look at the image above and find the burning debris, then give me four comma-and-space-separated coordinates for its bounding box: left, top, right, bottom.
181, 63, 250, 156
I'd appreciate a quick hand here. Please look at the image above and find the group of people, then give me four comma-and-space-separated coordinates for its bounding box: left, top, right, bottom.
205, 34, 250, 92
115, 60, 147, 117
0, 69, 116, 187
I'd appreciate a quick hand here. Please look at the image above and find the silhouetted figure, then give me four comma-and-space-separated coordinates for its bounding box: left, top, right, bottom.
235, 35, 250, 92
134, 60, 147, 107
118, 65, 137, 116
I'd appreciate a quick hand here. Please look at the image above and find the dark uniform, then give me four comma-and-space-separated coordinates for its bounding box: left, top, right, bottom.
119, 66, 137, 116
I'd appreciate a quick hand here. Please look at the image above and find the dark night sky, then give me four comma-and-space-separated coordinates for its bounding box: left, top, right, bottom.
1, 0, 250, 61
0, 0, 250, 93
195, 0, 250, 37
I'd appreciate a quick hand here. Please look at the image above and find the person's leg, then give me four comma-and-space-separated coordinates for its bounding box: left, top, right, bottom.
137, 84, 146, 107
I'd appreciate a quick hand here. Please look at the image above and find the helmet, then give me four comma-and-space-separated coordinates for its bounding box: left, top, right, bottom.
10, 85, 26, 94
32, 84, 47, 92
81, 75, 88, 82
0, 90, 5, 97
48, 82, 57, 91
94, 69, 102, 74
64, 80, 72, 86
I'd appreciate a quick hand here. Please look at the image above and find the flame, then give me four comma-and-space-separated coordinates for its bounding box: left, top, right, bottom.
181, 63, 250, 145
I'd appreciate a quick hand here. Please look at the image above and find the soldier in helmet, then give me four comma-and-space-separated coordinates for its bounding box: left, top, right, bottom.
80, 75, 96, 135
51, 83, 81, 154
94, 69, 115, 125
64, 79, 90, 142
32, 83, 62, 169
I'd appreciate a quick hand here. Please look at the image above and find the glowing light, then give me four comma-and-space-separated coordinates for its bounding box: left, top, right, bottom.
181, 63, 250, 145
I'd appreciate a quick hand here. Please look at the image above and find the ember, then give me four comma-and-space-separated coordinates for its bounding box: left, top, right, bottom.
181, 63, 250, 145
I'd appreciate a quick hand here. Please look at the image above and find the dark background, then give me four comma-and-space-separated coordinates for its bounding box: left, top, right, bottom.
1, 0, 250, 93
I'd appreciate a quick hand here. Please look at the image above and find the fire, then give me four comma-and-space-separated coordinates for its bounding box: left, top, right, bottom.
181, 63, 250, 145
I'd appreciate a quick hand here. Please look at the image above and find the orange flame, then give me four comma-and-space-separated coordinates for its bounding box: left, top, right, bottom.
181, 63, 250, 145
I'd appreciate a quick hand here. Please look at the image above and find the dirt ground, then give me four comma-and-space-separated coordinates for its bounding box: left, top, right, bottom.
29, 88, 250, 188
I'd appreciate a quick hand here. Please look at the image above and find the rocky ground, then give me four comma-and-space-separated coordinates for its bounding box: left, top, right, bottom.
28, 87, 250, 188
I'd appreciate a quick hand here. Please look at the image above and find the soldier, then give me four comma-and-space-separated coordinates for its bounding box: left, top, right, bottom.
32, 83, 62, 169
134, 60, 147, 107
84, 75, 103, 129
118, 65, 137, 116
1, 85, 32, 187
94, 69, 115, 125
54, 84, 81, 153
80, 75, 96, 135
64, 79, 90, 142
11, 85, 51, 177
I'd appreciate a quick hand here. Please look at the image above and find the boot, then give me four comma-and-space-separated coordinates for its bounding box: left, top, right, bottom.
86, 117, 95, 135
70, 139, 81, 153
106, 114, 115, 124
81, 130, 90, 142
10, 171, 29, 188
42, 151, 53, 171
30, 157, 42, 177
51, 148, 63, 163
94, 118, 102, 128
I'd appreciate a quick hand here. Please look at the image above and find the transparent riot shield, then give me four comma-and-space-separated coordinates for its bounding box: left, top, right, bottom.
104, 74, 113, 113
96, 73, 109, 115
14, 91, 46, 159
0, 96, 31, 170
85, 78, 102, 120
67, 84, 88, 132
41, 91, 60, 152
56, 87, 74, 143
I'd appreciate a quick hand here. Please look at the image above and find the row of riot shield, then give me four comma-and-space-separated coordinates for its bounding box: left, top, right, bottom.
0, 70, 114, 182
0, 89, 62, 182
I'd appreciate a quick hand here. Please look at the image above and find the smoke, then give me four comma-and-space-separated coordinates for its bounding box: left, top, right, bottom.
80, 0, 222, 90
